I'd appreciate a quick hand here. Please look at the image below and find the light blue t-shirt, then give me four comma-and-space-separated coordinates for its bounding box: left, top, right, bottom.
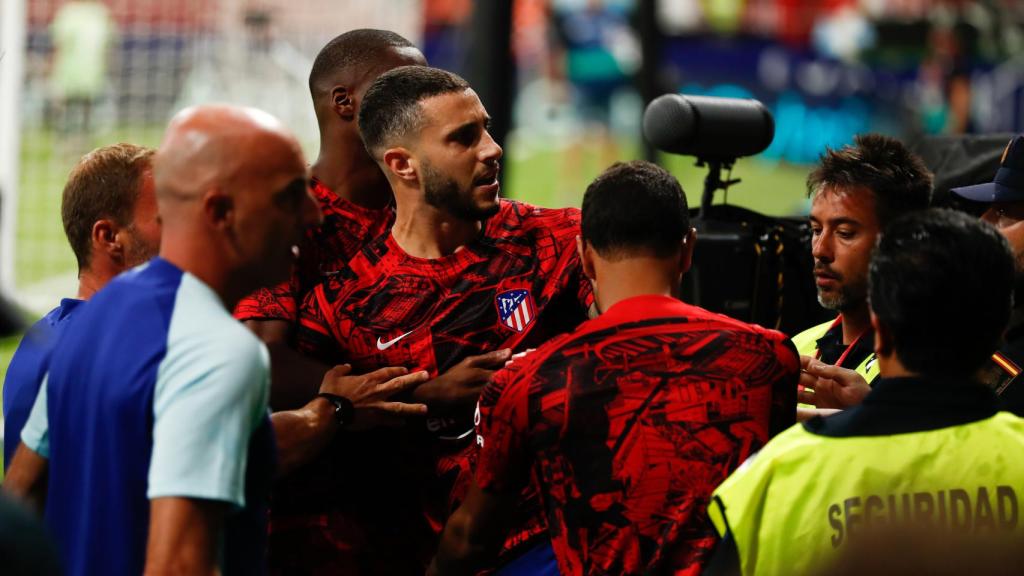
21, 258, 274, 576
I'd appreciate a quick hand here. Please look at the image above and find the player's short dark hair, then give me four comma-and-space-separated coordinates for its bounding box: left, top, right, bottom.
62, 143, 154, 271
308, 29, 417, 98
808, 134, 933, 227
358, 66, 470, 160
581, 160, 690, 260
870, 208, 1013, 378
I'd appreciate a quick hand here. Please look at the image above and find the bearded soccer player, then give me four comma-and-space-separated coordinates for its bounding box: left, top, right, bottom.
242, 32, 515, 575
3, 143, 160, 470
234, 29, 428, 410
794, 134, 931, 405
429, 161, 799, 576
297, 66, 593, 572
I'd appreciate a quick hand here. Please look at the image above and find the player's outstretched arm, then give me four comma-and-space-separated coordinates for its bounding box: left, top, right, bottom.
411, 349, 511, 412
244, 318, 331, 410
145, 497, 224, 576
2, 443, 49, 514
271, 365, 429, 476
429, 480, 513, 576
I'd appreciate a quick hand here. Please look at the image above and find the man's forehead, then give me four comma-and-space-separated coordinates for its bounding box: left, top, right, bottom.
419, 89, 486, 128
810, 185, 878, 223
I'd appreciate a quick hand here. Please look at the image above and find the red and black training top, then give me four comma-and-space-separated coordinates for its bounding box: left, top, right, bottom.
234, 177, 394, 323
297, 199, 593, 439
291, 199, 593, 564
475, 294, 799, 576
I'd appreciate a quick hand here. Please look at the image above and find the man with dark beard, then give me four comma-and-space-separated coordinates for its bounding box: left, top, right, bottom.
792, 134, 932, 395
296, 66, 592, 573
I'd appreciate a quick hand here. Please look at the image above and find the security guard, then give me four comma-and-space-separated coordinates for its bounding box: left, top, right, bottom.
952, 134, 1024, 414
705, 209, 1024, 576
794, 134, 932, 389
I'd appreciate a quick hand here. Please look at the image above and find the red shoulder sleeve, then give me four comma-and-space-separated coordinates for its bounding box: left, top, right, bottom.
234, 277, 299, 323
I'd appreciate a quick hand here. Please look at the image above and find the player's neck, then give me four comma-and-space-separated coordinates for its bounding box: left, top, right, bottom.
311, 146, 391, 210
840, 303, 871, 345
391, 200, 482, 259
76, 268, 115, 300
593, 258, 679, 314
876, 352, 915, 379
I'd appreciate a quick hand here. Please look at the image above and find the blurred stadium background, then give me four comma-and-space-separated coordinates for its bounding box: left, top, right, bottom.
0, 0, 1023, 461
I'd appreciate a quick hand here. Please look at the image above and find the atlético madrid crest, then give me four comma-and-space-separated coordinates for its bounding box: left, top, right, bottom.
496, 289, 535, 333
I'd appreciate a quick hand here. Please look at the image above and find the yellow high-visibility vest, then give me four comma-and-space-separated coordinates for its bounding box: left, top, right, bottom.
709, 412, 1024, 575
792, 318, 880, 383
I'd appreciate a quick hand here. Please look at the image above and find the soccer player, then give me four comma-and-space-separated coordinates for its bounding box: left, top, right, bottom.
234, 29, 427, 410
296, 66, 594, 571
3, 105, 426, 576
794, 134, 932, 400
3, 143, 160, 470
706, 209, 1024, 575
429, 160, 799, 576
227, 30, 443, 574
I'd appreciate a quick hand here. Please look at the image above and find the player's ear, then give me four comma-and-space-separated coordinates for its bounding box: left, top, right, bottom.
382, 148, 416, 183
679, 227, 697, 274
577, 235, 596, 281
203, 188, 234, 229
331, 86, 355, 120
92, 218, 122, 262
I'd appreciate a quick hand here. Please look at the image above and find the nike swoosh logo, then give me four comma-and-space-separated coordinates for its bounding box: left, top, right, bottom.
376, 330, 414, 351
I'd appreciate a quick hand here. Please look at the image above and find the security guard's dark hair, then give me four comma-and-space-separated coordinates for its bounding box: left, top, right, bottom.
581, 160, 690, 260
308, 29, 417, 100
870, 208, 1013, 378
358, 66, 470, 161
808, 134, 933, 227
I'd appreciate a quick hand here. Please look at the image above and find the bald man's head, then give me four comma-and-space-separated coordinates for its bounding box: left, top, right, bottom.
154, 105, 319, 290
154, 105, 304, 204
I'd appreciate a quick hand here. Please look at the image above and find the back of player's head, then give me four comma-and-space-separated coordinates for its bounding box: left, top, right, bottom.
308, 29, 417, 99
62, 143, 155, 270
870, 208, 1013, 378
581, 160, 690, 260
358, 66, 470, 161
808, 134, 933, 227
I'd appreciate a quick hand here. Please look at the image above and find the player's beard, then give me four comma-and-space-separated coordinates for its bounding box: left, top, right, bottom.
122, 225, 160, 269
421, 160, 500, 221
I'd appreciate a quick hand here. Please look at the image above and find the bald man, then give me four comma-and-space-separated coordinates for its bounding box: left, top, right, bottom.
3, 105, 426, 576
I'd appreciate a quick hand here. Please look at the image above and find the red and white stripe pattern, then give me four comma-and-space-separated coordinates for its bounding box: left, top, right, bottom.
497, 289, 535, 333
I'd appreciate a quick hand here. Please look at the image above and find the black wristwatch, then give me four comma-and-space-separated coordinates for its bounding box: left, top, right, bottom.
317, 392, 354, 428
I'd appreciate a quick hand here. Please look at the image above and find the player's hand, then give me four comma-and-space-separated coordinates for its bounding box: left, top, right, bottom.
410, 349, 512, 411
797, 355, 871, 409
319, 364, 429, 430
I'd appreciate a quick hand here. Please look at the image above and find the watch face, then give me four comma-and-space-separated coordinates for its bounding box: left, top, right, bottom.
321, 393, 353, 427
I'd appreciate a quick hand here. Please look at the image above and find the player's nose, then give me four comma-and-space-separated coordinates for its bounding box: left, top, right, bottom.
480, 128, 502, 163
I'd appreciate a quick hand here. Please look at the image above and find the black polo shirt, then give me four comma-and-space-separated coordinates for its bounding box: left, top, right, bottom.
803, 376, 1001, 437
815, 320, 875, 371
